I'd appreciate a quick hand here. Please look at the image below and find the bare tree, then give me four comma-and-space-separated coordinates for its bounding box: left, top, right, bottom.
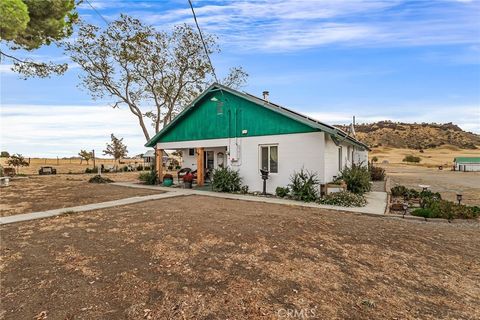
65, 15, 248, 141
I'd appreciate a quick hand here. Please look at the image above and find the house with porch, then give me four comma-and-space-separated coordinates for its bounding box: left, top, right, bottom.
145, 83, 369, 193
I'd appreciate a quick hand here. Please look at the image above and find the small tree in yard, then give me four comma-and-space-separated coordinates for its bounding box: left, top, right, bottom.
0, 151, 10, 157
103, 134, 128, 170
7, 153, 29, 174
78, 149, 93, 164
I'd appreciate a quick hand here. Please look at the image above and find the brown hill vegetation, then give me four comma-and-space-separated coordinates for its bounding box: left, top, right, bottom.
336, 121, 480, 149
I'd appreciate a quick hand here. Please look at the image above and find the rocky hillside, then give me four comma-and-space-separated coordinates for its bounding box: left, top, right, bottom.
335, 121, 480, 149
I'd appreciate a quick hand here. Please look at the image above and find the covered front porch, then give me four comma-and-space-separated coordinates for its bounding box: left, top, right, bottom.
155, 141, 229, 187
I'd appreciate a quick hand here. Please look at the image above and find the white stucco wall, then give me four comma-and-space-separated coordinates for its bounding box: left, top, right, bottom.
158, 132, 368, 193
455, 163, 480, 172
229, 132, 326, 193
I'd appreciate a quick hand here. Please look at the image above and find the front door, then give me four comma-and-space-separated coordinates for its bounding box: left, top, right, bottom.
205, 151, 214, 170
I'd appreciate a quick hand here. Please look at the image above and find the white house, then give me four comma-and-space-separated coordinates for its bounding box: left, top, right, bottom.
146, 83, 369, 193
453, 157, 480, 172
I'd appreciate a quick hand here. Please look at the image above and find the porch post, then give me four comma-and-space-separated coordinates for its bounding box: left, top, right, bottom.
197, 147, 205, 186
156, 147, 163, 183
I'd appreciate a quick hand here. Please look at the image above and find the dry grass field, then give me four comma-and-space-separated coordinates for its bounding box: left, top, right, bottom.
0, 173, 156, 216
1, 196, 479, 319
369, 145, 479, 167
0, 157, 146, 175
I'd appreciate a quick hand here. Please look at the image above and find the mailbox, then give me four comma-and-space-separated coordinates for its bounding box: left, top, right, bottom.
260, 169, 269, 195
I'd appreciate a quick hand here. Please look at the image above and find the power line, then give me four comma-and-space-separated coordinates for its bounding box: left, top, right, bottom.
187, 0, 220, 84
85, 0, 110, 25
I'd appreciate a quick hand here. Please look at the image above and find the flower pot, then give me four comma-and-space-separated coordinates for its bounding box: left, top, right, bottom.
184, 181, 192, 189
163, 179, 173, 187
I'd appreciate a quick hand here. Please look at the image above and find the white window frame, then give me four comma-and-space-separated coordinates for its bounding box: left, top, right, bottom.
259, 144, 278, 174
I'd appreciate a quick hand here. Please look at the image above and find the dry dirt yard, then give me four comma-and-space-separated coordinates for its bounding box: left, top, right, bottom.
384, 164, 480, 205
0, 174, 158, 216
1, 196, 479, 319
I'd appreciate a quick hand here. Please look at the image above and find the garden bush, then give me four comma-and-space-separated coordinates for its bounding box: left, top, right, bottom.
318, 191, 366, 207
289, 169, 320, 202
417, 198, 479, 220
411, 208, 433, 219
391, 185, 408, 197
139, 170, 157, 185
369, 166, 385, 181
275, 186, 290, 198
339, 164, 371, 195
136, 165, 144, 171
85, 167, 99, 174
212, 167, 242, 192
88, 175, 114, 183
402, 155, 421, 163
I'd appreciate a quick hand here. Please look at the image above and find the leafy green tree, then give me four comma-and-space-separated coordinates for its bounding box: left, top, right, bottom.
103, 134, 128, 169
66, 15, 248, 141
78, 149, 93, 165
6, 153, 29, 174
0, 151, 10, 158
0, 0, 78, 78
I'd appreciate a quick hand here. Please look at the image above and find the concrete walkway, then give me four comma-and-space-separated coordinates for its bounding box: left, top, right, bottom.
112, 182, 388, 216
0, 191, 186, 225
1, 182, 387, 225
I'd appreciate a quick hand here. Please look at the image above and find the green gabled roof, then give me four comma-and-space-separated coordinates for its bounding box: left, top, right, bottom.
454, 157, 480, 163
145, 83, 369, 150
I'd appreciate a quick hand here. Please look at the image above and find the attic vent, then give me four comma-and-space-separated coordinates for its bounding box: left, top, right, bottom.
216, 101, 224, 114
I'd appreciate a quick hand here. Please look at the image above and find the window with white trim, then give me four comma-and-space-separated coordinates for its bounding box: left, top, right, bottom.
260, 145, 278, 173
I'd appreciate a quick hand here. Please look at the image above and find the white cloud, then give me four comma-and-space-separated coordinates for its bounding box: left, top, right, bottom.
1, 102, 477, 157
138, 0, 480, 52
0, 104, 151, 157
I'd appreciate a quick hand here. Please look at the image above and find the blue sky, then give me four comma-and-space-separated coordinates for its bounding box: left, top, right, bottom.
1, 0, 479, 157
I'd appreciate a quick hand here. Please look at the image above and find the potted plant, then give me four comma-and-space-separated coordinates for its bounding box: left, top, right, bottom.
163, 173, 174, 187
183, 172, 193, 189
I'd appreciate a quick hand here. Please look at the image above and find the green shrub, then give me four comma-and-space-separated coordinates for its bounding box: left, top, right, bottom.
85, 167, 99, 174
339, 164, 371, 195
136, 165, 144, 171
391, 185, 408, 197
275, 186, 290, 198
403, 155, 421, 163
139, 170, 157, 185
420, 198, 479, 220
411, 208, 433, 218
240, 185, 249, 194
390, 185, 421, 200
318, 191, 367, 207
289, 169, 320, 202
419, 190, 441, 201
212, 167, 242, 192
369, 166, 385, 181
88, 175, 114, 183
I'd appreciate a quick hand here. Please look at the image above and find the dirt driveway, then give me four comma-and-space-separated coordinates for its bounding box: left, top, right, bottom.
385, 164, 480, 205
1, 196, 479, 319
0, 174, 158, 216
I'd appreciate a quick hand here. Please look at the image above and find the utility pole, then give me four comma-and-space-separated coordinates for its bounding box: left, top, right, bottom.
92, 149, 96, 168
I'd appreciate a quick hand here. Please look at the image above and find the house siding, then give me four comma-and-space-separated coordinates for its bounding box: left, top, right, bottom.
157, 91, 317, 143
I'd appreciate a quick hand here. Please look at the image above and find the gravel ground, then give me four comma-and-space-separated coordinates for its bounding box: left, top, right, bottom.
1, 195, 479, 319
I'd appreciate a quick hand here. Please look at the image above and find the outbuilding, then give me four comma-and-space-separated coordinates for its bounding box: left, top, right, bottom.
145, 83, 369, 193
453, 157, 480, 172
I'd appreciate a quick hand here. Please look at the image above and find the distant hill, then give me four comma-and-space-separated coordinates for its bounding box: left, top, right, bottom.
335, 121, 480, 149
